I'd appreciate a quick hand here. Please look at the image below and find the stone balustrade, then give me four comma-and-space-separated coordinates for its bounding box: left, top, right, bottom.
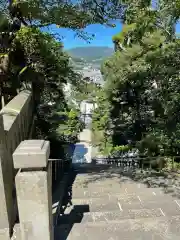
0, 91, 34, 239
13, 140, 53, 240
0, 90, 68, 239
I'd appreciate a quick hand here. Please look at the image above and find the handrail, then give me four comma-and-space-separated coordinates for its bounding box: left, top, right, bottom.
93, 155, 180, 172
48, 158, 72, 226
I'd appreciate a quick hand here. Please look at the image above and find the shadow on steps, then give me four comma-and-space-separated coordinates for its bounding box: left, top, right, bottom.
54, 204, 90, 240
53, 166, 90, 239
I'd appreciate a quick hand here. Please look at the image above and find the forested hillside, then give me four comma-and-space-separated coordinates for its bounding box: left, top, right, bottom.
92, 0, 180, 162
68, 46, 113, 62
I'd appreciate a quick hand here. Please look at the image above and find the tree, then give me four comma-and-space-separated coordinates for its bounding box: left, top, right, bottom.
91, 88, 113, 153
93, 0, 180, 159
0, 0, 127, 146
0, 0, 127, 107
57, 108, 84, 143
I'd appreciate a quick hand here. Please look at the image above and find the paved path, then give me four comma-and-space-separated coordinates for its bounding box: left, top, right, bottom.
55, 165, 180, 239
72, 129, 93, 164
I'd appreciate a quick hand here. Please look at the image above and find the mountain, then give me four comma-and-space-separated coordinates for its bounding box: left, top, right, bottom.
68, 46, 114, 63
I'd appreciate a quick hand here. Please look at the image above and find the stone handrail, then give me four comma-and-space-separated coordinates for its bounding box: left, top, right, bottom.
0, 90, 34, 239
13, 140, 53, 240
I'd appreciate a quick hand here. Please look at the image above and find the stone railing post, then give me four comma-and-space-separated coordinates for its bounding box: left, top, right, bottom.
0, 115, 12, 239
13, 140, 53, 240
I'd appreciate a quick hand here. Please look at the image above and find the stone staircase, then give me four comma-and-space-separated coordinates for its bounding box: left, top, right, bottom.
55, 165, 180, 240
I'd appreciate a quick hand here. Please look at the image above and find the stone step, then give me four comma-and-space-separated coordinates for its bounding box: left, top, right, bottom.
72, 186, 164, 198
55, 215, 180, 240
120, 199, 180, 216
73, 182, 122, 189
72, 193, 174, 205
57, 207, 165, 224
71, 195, 178, 213
73, 177, 142, 185
72, 197, 120, 212
72, 187, 165, 199
74, 177, 141, 184
116, 193, 174, 204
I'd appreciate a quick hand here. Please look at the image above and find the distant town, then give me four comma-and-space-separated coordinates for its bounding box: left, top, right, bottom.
80, 65, 103, 85
68, 46, 114, 85
70, 58, 103, 85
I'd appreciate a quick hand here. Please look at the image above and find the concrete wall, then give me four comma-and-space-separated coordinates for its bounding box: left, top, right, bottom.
0, 90, 34, 239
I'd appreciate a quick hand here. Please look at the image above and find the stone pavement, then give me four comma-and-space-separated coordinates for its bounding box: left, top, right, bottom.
54, 165, 180, 240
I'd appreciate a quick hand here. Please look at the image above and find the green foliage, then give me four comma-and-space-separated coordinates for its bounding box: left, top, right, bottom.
164, 158, 180, 171
110, 145, 131, 156
112, 23, 136, 43
57, 108, 84, 143
93, 0, 180, 159
91, 89, 112, 152
1, 0, 113, 143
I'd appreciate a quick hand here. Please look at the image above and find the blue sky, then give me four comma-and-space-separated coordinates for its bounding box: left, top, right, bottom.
44, 21, 180, 50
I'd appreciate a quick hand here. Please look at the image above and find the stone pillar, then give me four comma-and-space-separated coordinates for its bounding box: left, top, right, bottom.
0, 115, 11, 240
13, 140, 53, 240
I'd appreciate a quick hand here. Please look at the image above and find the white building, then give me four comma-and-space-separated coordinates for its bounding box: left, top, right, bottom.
80, 100, 97, 128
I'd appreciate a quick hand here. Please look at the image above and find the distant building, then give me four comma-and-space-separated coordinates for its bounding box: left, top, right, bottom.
80, 67, 103, 85
80, 100, 97, 128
